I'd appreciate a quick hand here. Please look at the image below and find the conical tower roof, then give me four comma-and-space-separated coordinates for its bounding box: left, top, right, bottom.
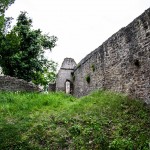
60, 58, 76, 70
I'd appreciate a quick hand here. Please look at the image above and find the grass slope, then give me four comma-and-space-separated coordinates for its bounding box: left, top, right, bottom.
0, 91, 150, 150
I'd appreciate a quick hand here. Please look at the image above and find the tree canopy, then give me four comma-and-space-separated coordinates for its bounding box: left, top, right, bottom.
0, 12, 58, 87
0, 0, 15, 14
0, 0, 15, 31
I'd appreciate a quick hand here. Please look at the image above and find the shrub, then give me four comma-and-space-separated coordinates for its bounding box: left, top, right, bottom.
91, 64, 95, 72
86, 75, 90, 84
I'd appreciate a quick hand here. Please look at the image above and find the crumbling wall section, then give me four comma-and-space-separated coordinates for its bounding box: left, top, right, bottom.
0, 76, 40, 92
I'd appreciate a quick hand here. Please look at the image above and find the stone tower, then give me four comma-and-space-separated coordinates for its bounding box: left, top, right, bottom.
56, 58, 76, 94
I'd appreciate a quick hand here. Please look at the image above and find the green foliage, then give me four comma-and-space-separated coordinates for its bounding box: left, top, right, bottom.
0, 12, 57, 86
0, 91, 150, 149
91, 64, 95, 72
0, 15, 5, 30
0, 0, 15, 31
86, 75, 90, 83
109, 138, 134, 150
32, 60, 57, 87
0, 0, 15, 14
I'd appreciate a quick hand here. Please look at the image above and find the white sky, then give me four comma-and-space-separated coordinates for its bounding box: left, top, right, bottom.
5, 0, 150, 68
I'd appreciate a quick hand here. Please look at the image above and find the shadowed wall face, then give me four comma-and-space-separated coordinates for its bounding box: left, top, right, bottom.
73, 8, 150, 104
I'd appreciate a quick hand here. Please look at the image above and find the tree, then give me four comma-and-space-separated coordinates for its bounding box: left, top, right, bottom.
0, 0, 15, 14
0, 12, 58, 87
0, 0, 15, 63
0, 0, 15, 30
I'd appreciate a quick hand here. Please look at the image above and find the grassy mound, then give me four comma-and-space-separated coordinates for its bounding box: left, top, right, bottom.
0, 91, 150, 149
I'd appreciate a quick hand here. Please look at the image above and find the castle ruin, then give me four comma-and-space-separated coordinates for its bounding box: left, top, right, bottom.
0, 8, 149, 104
55, 58, 76, 94
55, 8, 150, 104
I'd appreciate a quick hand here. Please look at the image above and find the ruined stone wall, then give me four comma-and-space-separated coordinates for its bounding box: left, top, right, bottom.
56, 58, 76, 92
0, 76, 40, 92
48, 83, 56, 92
73, 8, 150, 104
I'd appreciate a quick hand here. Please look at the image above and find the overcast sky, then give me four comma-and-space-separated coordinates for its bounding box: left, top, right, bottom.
5, 0, 150, 68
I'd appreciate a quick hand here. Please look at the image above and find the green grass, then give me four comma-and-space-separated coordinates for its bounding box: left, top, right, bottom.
0, 91, 150, 149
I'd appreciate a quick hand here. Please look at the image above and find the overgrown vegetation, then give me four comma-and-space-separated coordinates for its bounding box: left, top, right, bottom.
0, 1, 58, 88
91, 64, 95, 72
0, 12, 57, 87
0, 0, 15, 30
0, 0, 15, 14
86, 75, 91, 84
0, 91, 150, 149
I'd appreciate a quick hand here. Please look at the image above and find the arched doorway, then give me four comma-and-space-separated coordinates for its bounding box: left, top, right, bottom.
65, 80, 73, 94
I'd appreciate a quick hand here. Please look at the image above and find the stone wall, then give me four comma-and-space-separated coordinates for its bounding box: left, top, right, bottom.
0, 76, 40, 92
73, 8, 150, 104
56, 58, 76, 92
48, 83, 56, 92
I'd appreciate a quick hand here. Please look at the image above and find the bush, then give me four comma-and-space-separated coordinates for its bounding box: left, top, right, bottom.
91, 64, 95, 72
86, 75, 90, 84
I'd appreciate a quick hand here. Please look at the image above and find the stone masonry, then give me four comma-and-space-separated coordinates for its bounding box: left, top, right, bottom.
56, 8, 150, 104
73, 8, 150, 103
1, 8, 149, 103
0, 76, 40, 92
56, 58, 76, 93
